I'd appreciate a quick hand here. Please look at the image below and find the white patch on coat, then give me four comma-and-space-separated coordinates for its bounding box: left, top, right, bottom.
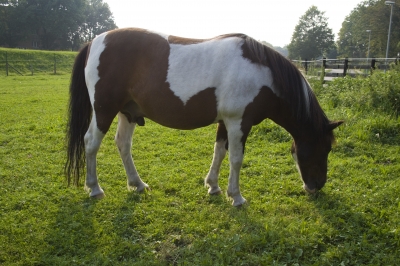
85, 32, 108, 105
166, 37, 276, 119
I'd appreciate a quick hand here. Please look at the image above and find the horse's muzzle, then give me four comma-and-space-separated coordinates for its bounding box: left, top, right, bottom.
303, 180, 325, 194
303, 184, 317, 194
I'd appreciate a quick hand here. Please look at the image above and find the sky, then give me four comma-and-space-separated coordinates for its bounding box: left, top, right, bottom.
104, 0, 364, 47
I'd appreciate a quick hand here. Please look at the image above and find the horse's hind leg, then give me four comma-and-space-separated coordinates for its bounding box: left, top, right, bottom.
115, 112, 149, 192
205, 122, 228, 195
84, 116, 106, 198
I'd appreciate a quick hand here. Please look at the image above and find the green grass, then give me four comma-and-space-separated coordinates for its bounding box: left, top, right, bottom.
1, 69, 400, 265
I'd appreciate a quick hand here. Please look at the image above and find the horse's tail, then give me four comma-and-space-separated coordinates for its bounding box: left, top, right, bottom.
65, 43, 92, 186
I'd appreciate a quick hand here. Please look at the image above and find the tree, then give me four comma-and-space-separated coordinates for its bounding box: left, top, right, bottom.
337, 0, 400, 58
288, 6, 335, 60
0, 0, 117, 50
79, 0, 117, 45
25, 0, 88, 50
0, 0, 31, 47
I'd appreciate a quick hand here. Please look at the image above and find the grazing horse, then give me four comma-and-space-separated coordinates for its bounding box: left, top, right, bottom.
65, 28, 342, 206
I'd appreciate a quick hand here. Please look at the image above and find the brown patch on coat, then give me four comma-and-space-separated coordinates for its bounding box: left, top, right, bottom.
241, 85, 308, 141
215, 121, 228, 150
239, 86, 299, 153
93, 28, 218, 133
168, 35, 209, 45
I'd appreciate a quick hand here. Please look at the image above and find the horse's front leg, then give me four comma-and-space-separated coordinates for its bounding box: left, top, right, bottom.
205, 122, 228, 195
225, 120, 251, 206
115, 113, 149, 192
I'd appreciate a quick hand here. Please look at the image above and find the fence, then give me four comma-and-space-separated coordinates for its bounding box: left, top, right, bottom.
1, 50, 399, 78
292, 57, 400, 82
0, 50, 76, 76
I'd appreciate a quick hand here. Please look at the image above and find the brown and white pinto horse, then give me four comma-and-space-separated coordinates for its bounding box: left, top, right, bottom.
65, 28, 342, 206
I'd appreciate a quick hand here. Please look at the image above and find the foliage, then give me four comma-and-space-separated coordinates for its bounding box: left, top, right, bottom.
260, 41, 288, 57
80, 0, 117, 44
337, 0, 400, 58
288, 6, 335, 60
0, 0, 117, 50
0, 49, 399, 264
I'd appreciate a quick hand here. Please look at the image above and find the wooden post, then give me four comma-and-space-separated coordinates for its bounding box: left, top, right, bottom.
304, 59, 308, 75
343, 57, 349, 77
30, 54, 33, 75
321, 57, 326, 83
5, 52, 8, 76
54, 54, 56, 74
371, 58, 376, 75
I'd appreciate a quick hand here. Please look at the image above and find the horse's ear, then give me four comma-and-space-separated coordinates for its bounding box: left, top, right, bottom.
327, 120, 344, 131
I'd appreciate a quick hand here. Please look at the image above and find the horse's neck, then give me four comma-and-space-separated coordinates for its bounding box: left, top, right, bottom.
262, 88, 305, 140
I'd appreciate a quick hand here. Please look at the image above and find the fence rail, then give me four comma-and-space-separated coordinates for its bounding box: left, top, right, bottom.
292, 57, 400, 82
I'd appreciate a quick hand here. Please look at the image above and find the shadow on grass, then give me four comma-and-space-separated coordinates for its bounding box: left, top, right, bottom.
40, 191, 145, 265
310, 191, 399, 264
39, 195, 100, 264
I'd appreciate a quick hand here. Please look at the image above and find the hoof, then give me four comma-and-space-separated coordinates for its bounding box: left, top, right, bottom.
88, 186, 105, 199
90, 192, 105, 199
231, 195, 247, 207
136, 183, 150, 193
208, 186, 222, 195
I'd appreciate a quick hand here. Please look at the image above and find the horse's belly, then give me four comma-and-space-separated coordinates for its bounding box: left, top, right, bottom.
134, 86, 219, 130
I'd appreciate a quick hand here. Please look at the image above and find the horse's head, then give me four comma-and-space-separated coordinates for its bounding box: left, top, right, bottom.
291, 121, 343, 193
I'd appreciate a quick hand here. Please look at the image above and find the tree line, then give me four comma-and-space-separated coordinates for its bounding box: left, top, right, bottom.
0, 0, 117, 50
288, 0, 400, 60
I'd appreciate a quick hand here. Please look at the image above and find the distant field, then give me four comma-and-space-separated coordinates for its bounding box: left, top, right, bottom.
0, 62, 399, 264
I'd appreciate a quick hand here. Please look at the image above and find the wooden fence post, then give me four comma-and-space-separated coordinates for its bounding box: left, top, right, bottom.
54, 54, 56, 74
321, 57, 326, 83
371, 58, 376, 74
5, 52, 8, 76
343, 57, 349, 77
30, 54, 33, 76
304, 59, 308, 75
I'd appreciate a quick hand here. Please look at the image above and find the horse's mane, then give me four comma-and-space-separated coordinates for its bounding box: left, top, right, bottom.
223, 34, 332, 138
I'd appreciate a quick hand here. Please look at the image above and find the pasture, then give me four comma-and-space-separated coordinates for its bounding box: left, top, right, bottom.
0, 70, 399, 265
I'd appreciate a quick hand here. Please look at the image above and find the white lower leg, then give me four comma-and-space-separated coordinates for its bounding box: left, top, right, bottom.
205, 140, 227, 195
84, 119, 105, 198
116, 113, 149, 192
225, 121, 247, 206
227, 162, 246, 206
123, 155, 149, 192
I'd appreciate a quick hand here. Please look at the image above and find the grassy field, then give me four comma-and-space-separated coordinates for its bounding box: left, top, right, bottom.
0, 67, 399, 265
